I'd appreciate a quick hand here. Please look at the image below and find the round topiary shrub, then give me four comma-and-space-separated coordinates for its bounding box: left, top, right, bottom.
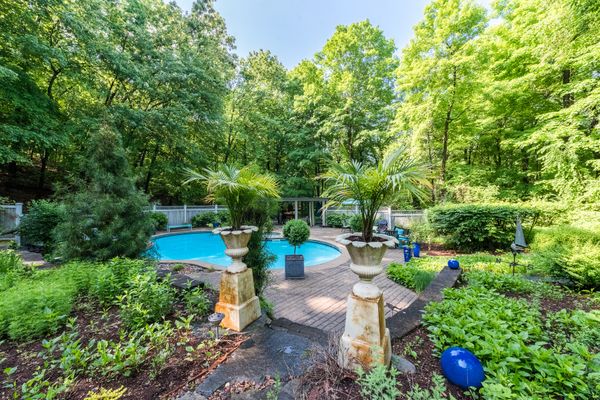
283, 219, 310, 254
349, 214, 363, 233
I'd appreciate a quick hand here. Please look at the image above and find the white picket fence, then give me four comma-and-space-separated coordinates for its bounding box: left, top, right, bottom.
0, 203, 23, 245
150, 205, 228, 226
150, 204, 424, 228
322, 206, 424, 228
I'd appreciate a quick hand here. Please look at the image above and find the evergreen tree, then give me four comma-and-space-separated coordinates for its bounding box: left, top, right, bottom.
55, 126, 153, 260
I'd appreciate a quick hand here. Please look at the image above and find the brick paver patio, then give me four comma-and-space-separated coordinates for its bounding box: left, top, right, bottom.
264, 227, 418, 334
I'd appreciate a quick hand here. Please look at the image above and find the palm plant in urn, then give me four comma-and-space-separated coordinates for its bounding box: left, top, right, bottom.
185, 165, 279, 331
322, 145, 428, 369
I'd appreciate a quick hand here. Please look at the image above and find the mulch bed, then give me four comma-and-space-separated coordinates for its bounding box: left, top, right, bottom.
0, 300, 246, 400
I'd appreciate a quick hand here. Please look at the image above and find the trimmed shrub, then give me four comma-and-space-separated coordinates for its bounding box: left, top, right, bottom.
283, 219, 310, 253
531, 225, 600, 288
19, 200, 65, 253
427, 204, 539, 251
325, 213, 348, 228
148, 212, 168, 231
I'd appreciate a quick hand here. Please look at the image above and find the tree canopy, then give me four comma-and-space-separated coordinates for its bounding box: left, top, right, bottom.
1, 0, 598, 208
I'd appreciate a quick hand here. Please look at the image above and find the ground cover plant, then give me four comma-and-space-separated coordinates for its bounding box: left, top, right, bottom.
0, 252, 243, 399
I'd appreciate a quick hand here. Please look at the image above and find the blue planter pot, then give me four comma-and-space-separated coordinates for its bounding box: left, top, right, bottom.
448, 259, 460, 269
440, 347, 485, 389
403, 246, 411, 262
413, 242, 421, 257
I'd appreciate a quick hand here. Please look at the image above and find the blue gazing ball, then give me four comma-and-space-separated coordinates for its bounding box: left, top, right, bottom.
448, 259, 460, 269
440, 347, 485, 389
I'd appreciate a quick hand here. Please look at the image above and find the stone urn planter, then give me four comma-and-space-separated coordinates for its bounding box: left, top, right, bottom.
213, 226, 261, 331
336, 232, 398, 370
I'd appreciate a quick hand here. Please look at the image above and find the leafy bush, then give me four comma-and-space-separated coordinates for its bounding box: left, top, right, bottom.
0, 262, 97, 340
387, 262, 437, 292
19, 200, 65, 253
465, 270, 563, 299
427, 204, 539, 251
148, 212, 168, 231
325, 213, 348, 228
349, 214, 363, 232
0, 249, 22, 274
283, 219, 310, 253
118, 272, 176, 329
243, 197, 277, 296
182, 286, 211, 318
424, 287, 599, 398
191, 211, 219, 228
531, 225, 600, 288
356, 364, 401, 400
54, 127, 154, 261
88, 258, 147, 305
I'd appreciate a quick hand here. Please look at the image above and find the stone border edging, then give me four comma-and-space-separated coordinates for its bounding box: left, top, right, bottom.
270, 317, 329, 343
387, 266, 462, 340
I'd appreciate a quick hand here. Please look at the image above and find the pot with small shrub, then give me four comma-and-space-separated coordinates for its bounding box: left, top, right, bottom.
283, 219, 310, 279
185, 164, 279, 331
322, 145, 429, 370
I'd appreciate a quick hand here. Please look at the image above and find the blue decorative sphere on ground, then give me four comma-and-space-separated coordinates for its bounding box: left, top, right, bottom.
440, 347, 485, 389
448, 259, 460, 269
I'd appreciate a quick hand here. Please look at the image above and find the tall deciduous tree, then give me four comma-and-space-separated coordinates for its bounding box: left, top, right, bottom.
395, 0, 487, 202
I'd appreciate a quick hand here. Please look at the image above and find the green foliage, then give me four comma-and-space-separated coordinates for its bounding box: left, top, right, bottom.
19, 200, 65, 253
283, 219, 310, 253
88, 259, 147, 305
387, 262, 437, 292
191, 211, 229, 228
427, 204, 539, 251
465, 270, 563, 299
0, 249, 23, 275
424, 287, 599, 399
54, 127, 154, 261
118, 272, 176, 329
406, 373, 456, 400
242, 197, 277, 296
356, 364, 401, 400
325, 213, 348, 228
323, 145, 429, 242
84, 386, 127, 400
148, 212, 168, 231
185, 164, 279, 229
182, 286, 211, 318
531, 225, 600, 288
349, 214, 363, 233
0, 262, 97, 340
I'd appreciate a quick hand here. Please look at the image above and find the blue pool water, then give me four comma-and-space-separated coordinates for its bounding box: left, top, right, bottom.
150, 232, 341, 269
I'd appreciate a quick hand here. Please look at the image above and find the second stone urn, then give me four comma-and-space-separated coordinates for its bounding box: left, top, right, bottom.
336, 232, 398, 370
213, 225, 261, 331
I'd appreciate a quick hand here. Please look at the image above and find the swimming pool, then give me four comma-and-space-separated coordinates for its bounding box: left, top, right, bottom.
150, 232, 341, 269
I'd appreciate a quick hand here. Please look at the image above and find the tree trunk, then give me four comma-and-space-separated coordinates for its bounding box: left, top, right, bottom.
144, 143, 159, 193
440, 67, 458, 200
38, 150, 50, 189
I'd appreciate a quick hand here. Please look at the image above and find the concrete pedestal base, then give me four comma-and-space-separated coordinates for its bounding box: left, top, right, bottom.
338, 293, 391, 370
215, 268, 261, 331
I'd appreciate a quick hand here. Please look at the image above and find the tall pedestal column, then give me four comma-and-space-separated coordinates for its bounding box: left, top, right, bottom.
214, 226, 261, 332
336, 233, 397, 370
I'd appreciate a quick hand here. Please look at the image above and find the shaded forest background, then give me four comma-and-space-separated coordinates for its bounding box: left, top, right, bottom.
1, 0, 598, 208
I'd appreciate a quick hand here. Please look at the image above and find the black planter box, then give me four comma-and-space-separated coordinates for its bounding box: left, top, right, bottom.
285, 254, 305, 279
